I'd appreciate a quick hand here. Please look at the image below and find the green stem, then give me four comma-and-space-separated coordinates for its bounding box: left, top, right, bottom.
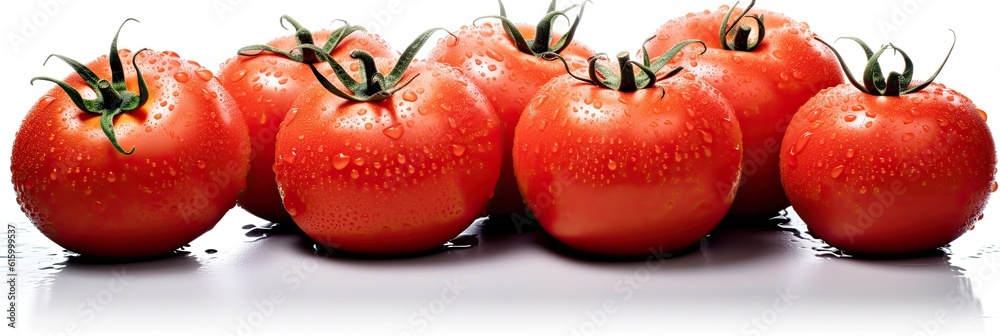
616, 52, 638, 92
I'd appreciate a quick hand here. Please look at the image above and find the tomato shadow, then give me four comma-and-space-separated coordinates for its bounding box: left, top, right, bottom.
56, 249, 202, 270
715, 208, 792, 231
281, 217, 532, 264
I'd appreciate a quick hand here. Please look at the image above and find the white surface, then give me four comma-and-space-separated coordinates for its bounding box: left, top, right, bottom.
2, 0, 999, 335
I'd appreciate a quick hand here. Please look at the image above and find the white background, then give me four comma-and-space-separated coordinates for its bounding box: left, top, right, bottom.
2, 0, 1000, 335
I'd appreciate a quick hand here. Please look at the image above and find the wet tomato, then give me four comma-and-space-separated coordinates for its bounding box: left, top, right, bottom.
274, 30, 502, 255
429, 1, 593, 216
780, 35, 996, 254
514, 43, 743, 256
12, 21, 250, 257
646, 1, 843, 217
218, 16, 395, 224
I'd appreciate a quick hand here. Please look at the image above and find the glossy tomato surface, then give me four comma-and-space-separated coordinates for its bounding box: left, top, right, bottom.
513, 75, 743, 256
219, 30, 395, 224
12, 50, 251, 257
430, 22, 593, 215
274, 59, 502, 255
647, 5, 843, 217
780, 83, 996, 254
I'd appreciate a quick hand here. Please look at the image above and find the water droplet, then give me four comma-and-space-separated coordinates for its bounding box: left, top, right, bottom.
991, 181, 998, 193
383, 125, 404, 139
401, 90, 417, 102
538, 120, 547, 131
397, 154, 407, 164
487, 64, 497, 71
195, 68, 213, 81
977, 109, 988, 121
732, 55, 744, 63
352, 156, 365, 166
699, 130, 713, 143
865, 110, 876, 118
252, 83, 263, 91
49, 169, 58, 181
40, 96, 56, 108
844, 115, 857, 122
901, 133, 915, 142
851, 105, 865, 112
350, 170, 360, 180
607, 160, 618, 171
451, 144, 466, 157
287, 207, 297, 216
333, 153, 350, 170
230, 70, 247, 82
106, 172, 117, 183
831, 165, 845, 178
937, 118, 949, 127
173, 72, 189, 83
846, 148, 855, 158
95, 201, 105, 212
485, 49, 504, 62
790, 132, 813, 156
447, 118, 458, 129
859, 186, 868, 194
365, 123, 373, 130
154, 113, 163, 120
197, 160, 207, 169
593, 101, 603, 109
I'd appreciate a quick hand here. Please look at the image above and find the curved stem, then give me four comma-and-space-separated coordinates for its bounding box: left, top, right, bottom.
817, 31, 958, 97
100, 109, 134, 155
108, 18, 138, 90
30, 19, 149, 155
719, 0, 765, 52
901, 30, 955, 94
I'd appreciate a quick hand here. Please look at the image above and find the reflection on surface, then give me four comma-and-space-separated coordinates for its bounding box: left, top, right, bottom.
11, 204, 999, 335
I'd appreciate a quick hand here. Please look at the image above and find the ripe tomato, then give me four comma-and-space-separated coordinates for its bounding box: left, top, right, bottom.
274, 30, 502, 255
429, 1, 593, 216
780, 35, 997, 254
645, 1, 843, 217
218, 16, 395, 224
11, 20, 250, 258
513, 42, 743, 256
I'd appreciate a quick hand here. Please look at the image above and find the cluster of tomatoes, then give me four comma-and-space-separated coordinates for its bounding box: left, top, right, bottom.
11, 0, 996, 259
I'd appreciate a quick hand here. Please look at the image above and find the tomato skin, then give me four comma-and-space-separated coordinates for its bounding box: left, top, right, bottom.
513, 75, 743, 256
12, 50, 251, 257
218, 30, 395, 224
429, 22, 593, 215
779, 83, 996, 254
647, 6, 844, 217
274, 59, 502, 255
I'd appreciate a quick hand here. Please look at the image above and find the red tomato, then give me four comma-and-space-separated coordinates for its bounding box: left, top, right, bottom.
780, 35, 997, 254
218, 16, 395, 224
429, 1, 593, 216
274, 30, 502, 255
514, 44, 743, 256
11, 21, 250, 258
646, 1, 843, 217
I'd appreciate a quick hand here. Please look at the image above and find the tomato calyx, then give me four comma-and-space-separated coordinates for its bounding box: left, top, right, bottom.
301, 28, 451, 102
473, 0, 588, 57
237, 15, 367, 64
817, 31, 956, 96
543, 37, 705, 93
29, 19, 148, 155
719, 0, 765, 52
